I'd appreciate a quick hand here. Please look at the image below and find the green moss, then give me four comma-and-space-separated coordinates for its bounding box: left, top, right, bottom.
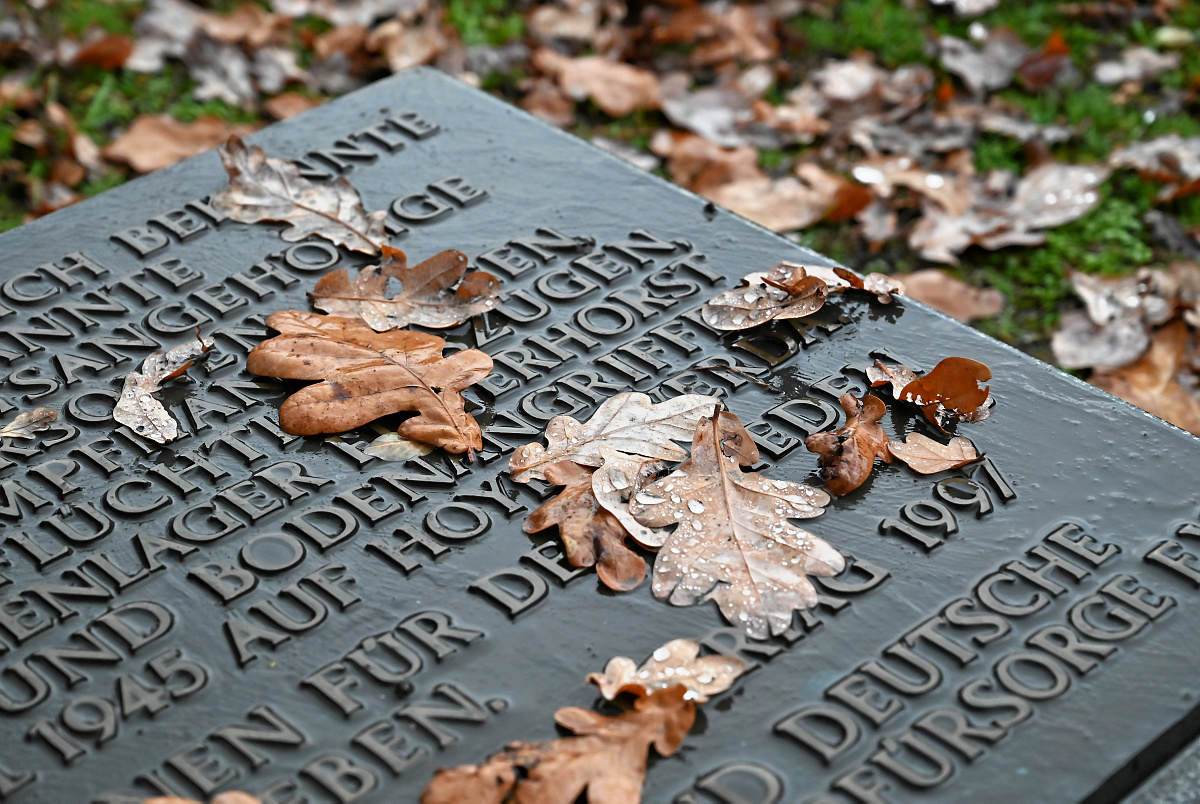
446, 0, 524, 47
51, 0, 143, 36
973, 134, 1025, 174
792, 0, 928, 68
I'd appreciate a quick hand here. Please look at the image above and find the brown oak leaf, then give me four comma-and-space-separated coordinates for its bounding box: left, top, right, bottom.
523, 460, 648, 591
898, 356, 993, 430
509, 392, 719, 484
421, 686, 694, 804
701, 264, 829, 330
591, 446, 669, 550
246, 311, 491, 454
114, 334, 215, 444
805, 393, 891, 496
586, 639, 745, 703
887, 433, 980, 474
311, 249, 500, 330
0, 407, 57, 439
210, 135, 389, 256
631, 410, 840, 638
1090, 320, 1200, 436
832, 267, 906, 303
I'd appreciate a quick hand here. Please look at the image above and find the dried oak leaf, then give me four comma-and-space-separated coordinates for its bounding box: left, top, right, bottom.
897, 356, 993, 429
509, 392, 719, 484
0, 407, 57, 439
312, 249, 500, 330
832, 267, 905, 303
892, 269, 1005, 322
210, 135, 388, 256
114, 335, 214, 444
421, 686, 693, 804
631, 411, 840, 639
246, 311, 491, 453
104, 114, 260, 173
586, 639, 746, 703
805, 393, 890, 496
592, 446, 669, 550
523, 460, 648, 592
887, 433, 980, 474
701, 264, 829, 330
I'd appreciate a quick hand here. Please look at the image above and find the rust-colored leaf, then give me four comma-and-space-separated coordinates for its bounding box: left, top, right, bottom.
509, 392, 719, 484
523, 460, 648, 591
210, 135, 388, 255
832, 267, 905, 303
421, 687, 694, 804
631, 410, 839, 638
246, 311, 491, 454
805, 393, 890, 496
104, 115, 260, 173
898, 356, 993, 429
312, 249, 500, 330
702, 264, 829, 330
887, 433, 980, 474
893, 269, 1005, 322
0, 407, 57, 439
73, 33, 134, 69
114, 334, 215, 444
586, 639, 746, 703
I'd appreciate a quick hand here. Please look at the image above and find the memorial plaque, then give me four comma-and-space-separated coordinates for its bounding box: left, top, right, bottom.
1, 67, 1200, 804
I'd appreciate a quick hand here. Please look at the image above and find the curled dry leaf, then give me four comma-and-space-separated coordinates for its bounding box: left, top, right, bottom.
114, 335, 214, 444
104, 114, 260, 173
533, 49, 662, 118
586, 638, 746, 703
509, 392, 719, 484
312, 249, 500, 330
523, 461, 648, 592
898, 356, 993, 429
592, 446, 669, 550
805, 393, 890, 496
887, 433, 980, 474
210, 135, 388, 255
832, 267, 905, 303
421, 686, 694, 804
631, 411, 840, 639
246, 311, 491, 454
1090, 320, 1200, 436
702, 264, 828, 330
0, 407, 57, 439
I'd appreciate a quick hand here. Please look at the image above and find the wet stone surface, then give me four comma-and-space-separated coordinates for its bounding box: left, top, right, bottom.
0, 68, 1199, 804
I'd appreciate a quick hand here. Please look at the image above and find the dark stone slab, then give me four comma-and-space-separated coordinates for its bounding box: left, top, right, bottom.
0, 68, 1198, 804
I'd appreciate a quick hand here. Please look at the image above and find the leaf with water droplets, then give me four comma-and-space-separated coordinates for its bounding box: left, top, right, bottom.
832, 267, 905, 303
523, 460, 648, 591
509, 392, 720, 484
867, 358, 919, 397
113, 334, 214, 444
592, 446, 669, 549
311, 249, 501, 331
210, 135, 389, 256
701, 263, 829, 330
898, 356, 994, 431
0, 407, 57, 439
631, 410, 840, 639
887, 433, 980, 474
586, 638, 746, 703
805, 393, 891, 496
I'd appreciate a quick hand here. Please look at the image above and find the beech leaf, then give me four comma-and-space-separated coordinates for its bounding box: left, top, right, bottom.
586, 639, 746, 703
898, 356, 993, 429
113, 334, 214, 444
523, 460, 648, 591
246, 311, 492, 454
805, 393, 891, 496
0, 407, 57, 439
210, 135, 388, 255
509, 392, 720, 484
631, 410, 840, 639
311, 249, 501, 330
421, 686, 694, 804
887, 433, 980, 474
701, 264, 829, 330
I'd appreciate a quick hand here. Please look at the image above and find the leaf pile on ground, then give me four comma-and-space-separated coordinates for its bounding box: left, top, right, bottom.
421, 638, 745, 804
